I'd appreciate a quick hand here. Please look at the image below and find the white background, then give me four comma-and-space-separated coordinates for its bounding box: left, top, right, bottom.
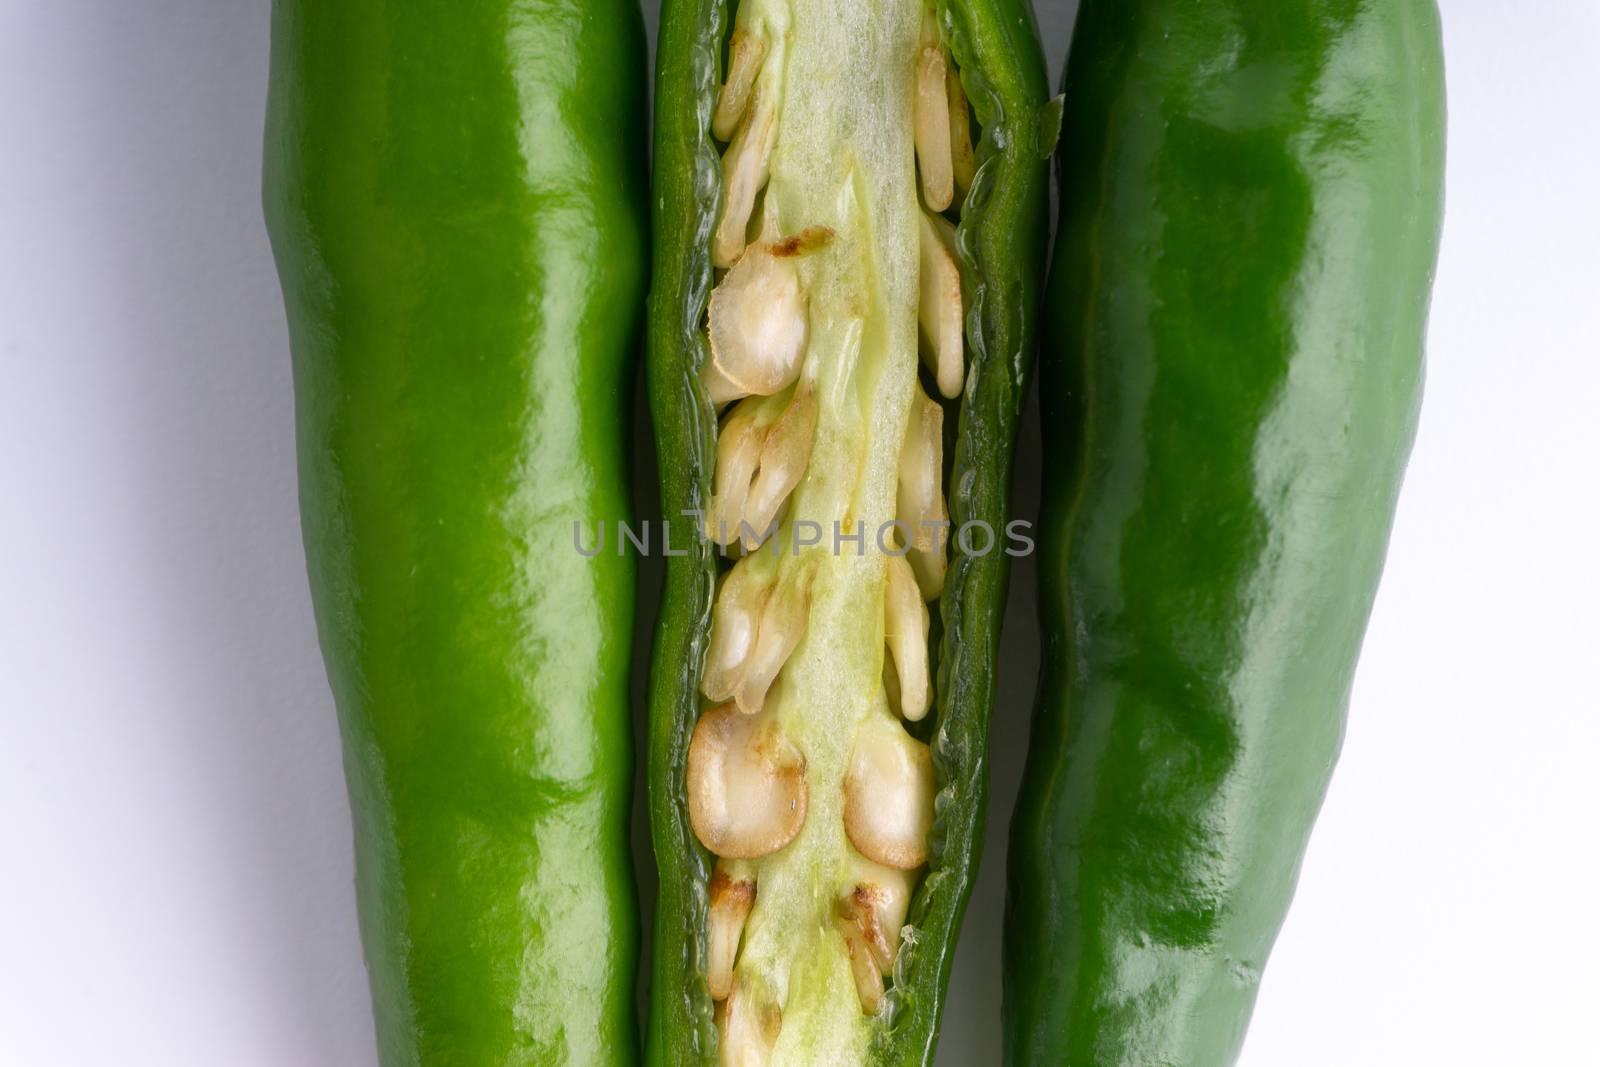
2, 1, 1596, 1063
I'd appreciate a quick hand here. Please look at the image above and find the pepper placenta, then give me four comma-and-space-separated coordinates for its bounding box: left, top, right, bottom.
1005, 2, 1446, 1064
262, 1, 648, 1062
645, 0, 1050, 1063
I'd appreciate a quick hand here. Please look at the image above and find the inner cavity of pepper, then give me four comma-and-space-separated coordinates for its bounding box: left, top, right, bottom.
684, 1, 977, 1062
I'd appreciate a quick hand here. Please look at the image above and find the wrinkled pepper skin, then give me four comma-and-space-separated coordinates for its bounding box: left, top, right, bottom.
1005, 2, 1445, 1064
645, 1, 1049, 1063
262, 2, 647, 1063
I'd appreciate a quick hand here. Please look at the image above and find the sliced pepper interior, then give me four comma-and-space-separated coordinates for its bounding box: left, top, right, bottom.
684, 1, 977, 1061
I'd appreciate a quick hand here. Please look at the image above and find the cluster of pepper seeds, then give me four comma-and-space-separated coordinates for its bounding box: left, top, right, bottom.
683, 2, 976, 1062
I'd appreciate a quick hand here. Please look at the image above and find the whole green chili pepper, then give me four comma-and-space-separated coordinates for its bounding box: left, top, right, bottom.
1004, 2, 1446, 1064
262, 1, 647, 1062
645, 0, 1050, 1062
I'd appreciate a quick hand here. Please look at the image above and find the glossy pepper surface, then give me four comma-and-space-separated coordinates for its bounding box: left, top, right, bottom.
645, 0, 1050, 1063
1005, 1, 1446, 1064
262, 1, 648, 1062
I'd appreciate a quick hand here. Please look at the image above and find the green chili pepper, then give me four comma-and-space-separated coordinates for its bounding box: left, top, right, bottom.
645, 0, 1049, 1062
1004, 2, 1446, 1064
262, 2, 647, 1062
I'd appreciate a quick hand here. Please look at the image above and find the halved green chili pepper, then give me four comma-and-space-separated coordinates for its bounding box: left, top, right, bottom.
1005, 2, 1446, 1064
645, 1, 1049, 1063
262, 1, 647, 1062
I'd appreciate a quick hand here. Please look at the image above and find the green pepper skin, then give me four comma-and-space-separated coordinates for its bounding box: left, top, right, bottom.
1005, 2, 1445, 1064
262, 2, 647, 1063
645, 1, 1048, 1063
